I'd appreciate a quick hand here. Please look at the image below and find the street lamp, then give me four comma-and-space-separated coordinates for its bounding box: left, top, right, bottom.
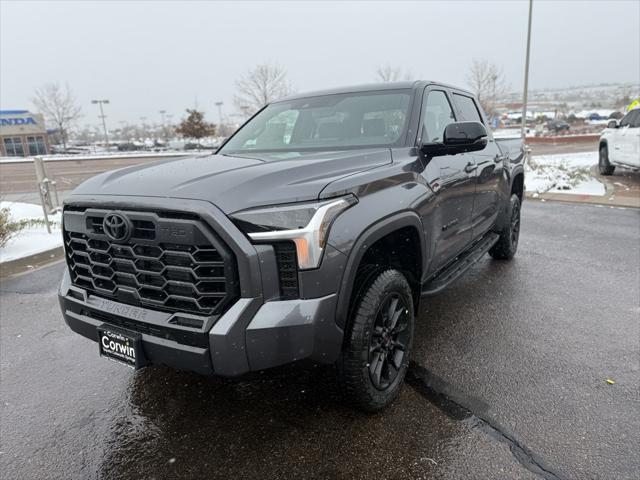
215, 101, 224, 126
159, 110, 167, 141
139, 117, 147, 140
91, 99, 110, 149
520, 0, 533, 138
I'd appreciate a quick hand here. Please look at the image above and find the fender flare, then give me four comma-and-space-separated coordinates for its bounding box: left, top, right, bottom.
511, 165, 525, 188
333, 210, 426, 330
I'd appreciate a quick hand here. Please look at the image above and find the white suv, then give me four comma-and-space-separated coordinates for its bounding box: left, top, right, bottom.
599, 108, 640, 175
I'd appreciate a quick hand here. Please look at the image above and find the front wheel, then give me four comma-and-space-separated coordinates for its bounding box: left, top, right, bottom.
489, 194, 521, 260
599, 145, 615, 175
337, 269, 415, 412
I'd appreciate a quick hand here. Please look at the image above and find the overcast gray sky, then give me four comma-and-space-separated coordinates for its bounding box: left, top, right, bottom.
1, 0, 638, 126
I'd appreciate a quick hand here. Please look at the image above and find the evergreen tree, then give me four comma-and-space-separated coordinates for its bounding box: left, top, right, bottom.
176, 110, 216, 143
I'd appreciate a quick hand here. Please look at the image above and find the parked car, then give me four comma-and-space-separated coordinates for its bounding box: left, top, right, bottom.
51, 145, 92, 155
117, 142, 140, 152
599, 108, 640, 175
58, 81, 526, 411
547, 120, 570, 133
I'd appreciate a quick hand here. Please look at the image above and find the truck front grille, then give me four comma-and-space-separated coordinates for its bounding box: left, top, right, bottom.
63, 207, 239, 316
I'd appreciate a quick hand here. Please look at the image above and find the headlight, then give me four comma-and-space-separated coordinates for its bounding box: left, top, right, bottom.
231, 195, 357, 269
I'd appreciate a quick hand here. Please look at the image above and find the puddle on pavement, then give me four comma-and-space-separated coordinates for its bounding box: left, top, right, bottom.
98, 364, 469, 480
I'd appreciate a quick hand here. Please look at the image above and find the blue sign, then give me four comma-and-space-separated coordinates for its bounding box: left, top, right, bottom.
0, 117, 37, 126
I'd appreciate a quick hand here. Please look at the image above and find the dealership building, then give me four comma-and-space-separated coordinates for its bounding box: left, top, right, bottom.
0, 110, 51, 157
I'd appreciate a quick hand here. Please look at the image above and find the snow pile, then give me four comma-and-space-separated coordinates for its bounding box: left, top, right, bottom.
525, 151, 605, 196
0, 202, 62, 263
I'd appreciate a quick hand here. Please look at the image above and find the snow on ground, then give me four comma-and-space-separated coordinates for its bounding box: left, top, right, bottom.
526, 151, 605, 196
0, 201, 62, 263
492, 128, 521, 139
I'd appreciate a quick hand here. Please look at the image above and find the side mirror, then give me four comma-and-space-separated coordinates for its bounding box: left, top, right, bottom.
421, 121, 488, 157
607, 120, 618, 129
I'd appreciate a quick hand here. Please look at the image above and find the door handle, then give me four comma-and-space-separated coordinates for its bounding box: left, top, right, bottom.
494, 155, 506, 163
464, 162, 477, 173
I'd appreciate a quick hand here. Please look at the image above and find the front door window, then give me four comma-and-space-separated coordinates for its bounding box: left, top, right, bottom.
420, 90, 456, 143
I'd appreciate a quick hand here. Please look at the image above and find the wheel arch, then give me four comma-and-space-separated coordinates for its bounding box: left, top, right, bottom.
334, 211, 425, 330
511, 171, 525, 202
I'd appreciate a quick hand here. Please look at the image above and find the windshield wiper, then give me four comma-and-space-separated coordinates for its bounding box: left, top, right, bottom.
220, 152, 267, 162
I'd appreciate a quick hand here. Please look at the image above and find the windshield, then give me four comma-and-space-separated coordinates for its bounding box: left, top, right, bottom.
220, 90, 412, 155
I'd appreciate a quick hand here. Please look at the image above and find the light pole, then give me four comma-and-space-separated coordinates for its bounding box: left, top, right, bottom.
140, 117, 147, 140
491, 73, 497, 117
91, 99, 110, 149
166, 114, 174, 143
159, 110, 167, 141
215, 101, 224, 124
520, 0, 533, 138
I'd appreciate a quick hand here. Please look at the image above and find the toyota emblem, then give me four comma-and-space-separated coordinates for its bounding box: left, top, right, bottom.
103, 212, 131, 242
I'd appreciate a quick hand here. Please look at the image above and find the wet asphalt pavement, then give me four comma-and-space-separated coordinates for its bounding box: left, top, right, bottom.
1, 201, 638, 480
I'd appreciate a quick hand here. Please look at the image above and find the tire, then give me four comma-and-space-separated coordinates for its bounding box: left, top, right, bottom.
489, 194, 521, 260
599, 144, 615, 176
337, 269, 415, 412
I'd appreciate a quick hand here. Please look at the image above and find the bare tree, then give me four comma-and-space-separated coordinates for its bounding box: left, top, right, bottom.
375, 64, 413, 83
32, 82, 82, 149
233, 64, 292, 115
466, 59, 508, 116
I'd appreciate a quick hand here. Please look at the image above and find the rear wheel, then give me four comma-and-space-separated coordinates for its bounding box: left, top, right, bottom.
489, 194, 520, 260
337, 269, 414, 412
599, 144, 615, 175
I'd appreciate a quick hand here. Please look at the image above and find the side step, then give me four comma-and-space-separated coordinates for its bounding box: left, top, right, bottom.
421, 233, 500, 297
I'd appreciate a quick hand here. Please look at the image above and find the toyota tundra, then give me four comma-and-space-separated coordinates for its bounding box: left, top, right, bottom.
59, 81, 525, 411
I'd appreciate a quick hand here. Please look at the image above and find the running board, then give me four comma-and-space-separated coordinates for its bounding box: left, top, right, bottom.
421, 233, 500, 297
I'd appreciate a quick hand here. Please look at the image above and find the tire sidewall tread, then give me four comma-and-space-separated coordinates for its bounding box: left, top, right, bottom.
489, 194, 520, 260
338, 269, 415, 412
599, 145, 615, 175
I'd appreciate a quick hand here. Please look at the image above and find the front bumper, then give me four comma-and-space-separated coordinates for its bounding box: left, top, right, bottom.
58, 195, 345, 376
59, 269, 343, 376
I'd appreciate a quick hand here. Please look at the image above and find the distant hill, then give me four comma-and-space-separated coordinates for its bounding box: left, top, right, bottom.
500, 82, 639, 110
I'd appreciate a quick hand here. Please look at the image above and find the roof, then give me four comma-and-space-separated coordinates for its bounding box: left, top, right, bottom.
0, 110, 29, 115
275, 81, 426, 102
273, 80, 475, 103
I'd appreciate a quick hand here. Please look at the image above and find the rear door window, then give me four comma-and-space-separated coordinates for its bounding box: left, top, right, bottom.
453, 93, 484, 123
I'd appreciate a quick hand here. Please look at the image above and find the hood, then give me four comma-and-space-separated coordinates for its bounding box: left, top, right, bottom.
70, 149, 391, 213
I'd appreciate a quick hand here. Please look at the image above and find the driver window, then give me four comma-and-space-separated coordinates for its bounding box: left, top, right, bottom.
421, 90, 456, 143
619, 111, 637, 128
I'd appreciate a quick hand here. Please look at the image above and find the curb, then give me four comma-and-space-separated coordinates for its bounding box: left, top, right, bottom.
524, 191, 639, 208
524, 164, 639, 209
526, 134, 600, 144
0, 246, 65, 278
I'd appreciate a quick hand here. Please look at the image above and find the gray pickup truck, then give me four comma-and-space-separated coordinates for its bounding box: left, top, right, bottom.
59, 81, 525, 411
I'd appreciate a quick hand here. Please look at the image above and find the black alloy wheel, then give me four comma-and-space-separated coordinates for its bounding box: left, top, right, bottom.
368, 293, 411, 390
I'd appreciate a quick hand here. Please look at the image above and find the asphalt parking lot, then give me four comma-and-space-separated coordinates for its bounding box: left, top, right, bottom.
1, 201, 638, 480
